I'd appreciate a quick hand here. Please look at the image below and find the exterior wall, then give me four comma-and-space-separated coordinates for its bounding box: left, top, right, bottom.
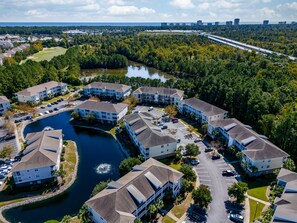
12, 165, 56, 185
89, 207, 108, 223
76, 106, 128, 124
83, 87, 131, 100
133, 92, 182, 105
17, 84, 67, 103
148, 142, 177, 159
0, 101, 10, 114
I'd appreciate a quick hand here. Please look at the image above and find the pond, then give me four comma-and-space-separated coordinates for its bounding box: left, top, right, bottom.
80, 61, 174, 82
4, 111, 126, 223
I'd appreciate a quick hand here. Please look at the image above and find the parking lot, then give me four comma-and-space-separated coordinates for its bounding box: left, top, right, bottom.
190, 141, 243, 223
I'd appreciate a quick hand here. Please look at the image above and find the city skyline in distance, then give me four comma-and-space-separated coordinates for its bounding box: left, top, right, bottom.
0, 0, 296, 23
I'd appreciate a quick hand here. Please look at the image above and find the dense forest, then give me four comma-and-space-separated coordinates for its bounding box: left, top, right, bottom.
0, 34, 296, 162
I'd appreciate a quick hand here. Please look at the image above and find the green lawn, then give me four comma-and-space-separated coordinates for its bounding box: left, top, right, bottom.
159, 158, 182, 171
249, 199, 265, 223
246, 180, 269, 202
21, 47, 67, 63
162, 215, 176, 223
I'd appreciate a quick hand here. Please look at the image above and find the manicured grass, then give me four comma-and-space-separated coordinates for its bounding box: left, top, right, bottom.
159, 158, 182, 171
62, 141, 77, 185
162, 215, 176, 223
21, 47, 66, 63
171, 193, 192, 218
246, 179, 269, 202
44, 220, 59, 223
249, 199, 265, 223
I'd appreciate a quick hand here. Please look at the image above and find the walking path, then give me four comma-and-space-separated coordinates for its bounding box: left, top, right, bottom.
0, 141, 79, 223
246, 195, 270, 206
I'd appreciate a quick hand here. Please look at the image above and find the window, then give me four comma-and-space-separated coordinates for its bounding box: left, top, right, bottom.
36, 175, 39, 178
35, 169, 38, 171
261, 166, 264, 168
16, 171, 20, 176
267, 165, 270, 168
268, 160, 271, 162
161, 145, 164, 148
27, 170, 29, 172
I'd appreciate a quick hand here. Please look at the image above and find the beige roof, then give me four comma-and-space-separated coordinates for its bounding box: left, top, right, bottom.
86, 158, 183, 223
16, 81, 67, 97
210, 118, 288, 161
12, 130, 62, 172
76, 100, 128, 113
133, 87, 184, 98
277, 168, 297, 183
124, 113, 176, 148
83, 82, 131, 93
181, 97, 227, 117
0, 96, 9, 104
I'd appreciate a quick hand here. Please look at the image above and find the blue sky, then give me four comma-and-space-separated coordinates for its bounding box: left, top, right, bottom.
0, 0, 296, 22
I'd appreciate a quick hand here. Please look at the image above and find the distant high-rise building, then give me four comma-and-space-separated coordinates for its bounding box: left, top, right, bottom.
207, 23, 212, 26
234, 18, 240, 25
182, 23, 186, 26
263, 20, 269, 25
226, 21, 233, 26
161, 23, 167, 27
175, 23, 180, 26
169, 23, 174, 26
190, 23, 196, 26
215, 22, 219, 26
279, 21, 286, 25
197, 20, 203, 26
292, 21, 297, 25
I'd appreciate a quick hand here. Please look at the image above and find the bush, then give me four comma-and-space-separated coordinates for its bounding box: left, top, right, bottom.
119, 157, 142, 176
179, 164, 197, 182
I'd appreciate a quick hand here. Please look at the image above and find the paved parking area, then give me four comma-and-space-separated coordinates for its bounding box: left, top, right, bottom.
192, 141, 242, 223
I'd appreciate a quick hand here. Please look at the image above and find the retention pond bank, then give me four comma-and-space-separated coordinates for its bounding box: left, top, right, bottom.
4, 111, 126, 223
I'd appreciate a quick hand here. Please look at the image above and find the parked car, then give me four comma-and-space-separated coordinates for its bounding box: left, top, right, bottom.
45, 111, 50, 114
212, 153, 221, 160
148, 106, 154, 111
161, 125, 168, 130
177, 138, 181, 143
25, 116, 32, 120
40, 106, 46, 109
47, 104, 52, 107
222, 170, 235, 177
54, 107, 59, 111
49, 110, 53, 113
157, 121, 164, 126
14, 120, 20, 123
172, 118, 178, 123
229, 211, 244, 222
162, 114, 168, 117
0, 174, 5, 179
39, 113, 44, 116
205, 147, 213, 152
194, 138, 202, 143
191, 159, 200, 165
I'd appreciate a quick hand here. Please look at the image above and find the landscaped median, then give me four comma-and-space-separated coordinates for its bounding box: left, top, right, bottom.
0, 140, 79, 223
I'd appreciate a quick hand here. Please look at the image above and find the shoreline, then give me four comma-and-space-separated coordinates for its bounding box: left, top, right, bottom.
0, 140, 79, 223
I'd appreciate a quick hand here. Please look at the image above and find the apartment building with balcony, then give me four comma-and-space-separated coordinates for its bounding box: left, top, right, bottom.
208, 118, 289, 176
86, 158, 183, 223
75, 100, 128, 124
124, 112, 177, 159
178, 97, 228, 123
16, 81, 67, 103
132, 87, 184, 105
11, 130, 63, 187
83, 82, 131, 100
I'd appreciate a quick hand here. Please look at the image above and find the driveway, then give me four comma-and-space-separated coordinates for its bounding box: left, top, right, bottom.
193, 141, 240, 222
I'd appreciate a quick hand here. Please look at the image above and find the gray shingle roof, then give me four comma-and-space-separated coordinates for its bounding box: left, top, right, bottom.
86, 158, 183, 223
277, 168, 297, 183
124, 113, 176, 148
83, 82, 131, 93
76, 100, 128, 113
181, 97, 227, 116
16, 81, 67, 97
0, 96, 9, 104
12, 130, 62, 172
210, 118, 288, 161
133, 87, 184, 98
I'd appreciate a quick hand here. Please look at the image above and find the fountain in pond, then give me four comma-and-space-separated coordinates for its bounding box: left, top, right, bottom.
96, 163, 111, 174
43, 126, 54, 131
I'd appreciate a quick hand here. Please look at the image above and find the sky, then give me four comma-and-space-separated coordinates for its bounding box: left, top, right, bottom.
0, 0, 296, 23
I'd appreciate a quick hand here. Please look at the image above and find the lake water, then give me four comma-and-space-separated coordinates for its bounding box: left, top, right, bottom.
80, 61, 174, 83
4, 111, 125, 223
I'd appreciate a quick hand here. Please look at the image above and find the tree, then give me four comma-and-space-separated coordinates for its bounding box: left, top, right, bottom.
202, 123, 208, 135
119, 157, 142, 176
147, 203, 157, 219
91, 180, 110, 197
179, 164, 197, 182
228, 182, 248, 203
155, 199, 164, 211
123, 96, 139, 110
0, 145, 14, 159
3, 110, 13, 120
61, 215, 71, 223
78, 204, 91, 223
283, 158, 296, 171
181, 178, 194, 193
185, 144, 200, 157
86, 113, 96, 124
71, 111, 80, 120
192, 185, 212, 209
175, 146, 183, 161
164, 105, 177, 118
3, 121, 15, 134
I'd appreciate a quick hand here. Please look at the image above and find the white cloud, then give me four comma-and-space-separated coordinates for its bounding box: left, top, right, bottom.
25, 9, 48, 17
277, 2, 297, 10
198, 2, 210, 10
107, 5, 155, 15
170, 0, 194, 9
215, 0, 240, 9
80, 3, 100, 11
257, 7, 279, 18
101, 0, 127, 5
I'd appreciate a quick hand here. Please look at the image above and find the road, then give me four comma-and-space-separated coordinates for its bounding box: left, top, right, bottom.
192, 141, 242, 223
204, 33, 296, 61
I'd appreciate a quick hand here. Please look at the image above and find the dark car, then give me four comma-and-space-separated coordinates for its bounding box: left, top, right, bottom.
25, 116, 32, 120
161, 125, 168, 130
172, 118, 178, 123
222, 170, 235, 176
49, 110, 53, 113
54, 107, 59, 111
205, 147, 213, 152
14, 120, 20, 124
212, 153, 221, 160
229, 211, 244, 222
40, 106, 46, 109
47, 104, 52, 107
194, 138, 202, 143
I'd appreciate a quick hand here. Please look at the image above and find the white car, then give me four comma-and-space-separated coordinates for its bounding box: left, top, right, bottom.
191, 159, 200, 165
45, 111, 50, 114
0, 181, 3, 186
39, 113, 44, 116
